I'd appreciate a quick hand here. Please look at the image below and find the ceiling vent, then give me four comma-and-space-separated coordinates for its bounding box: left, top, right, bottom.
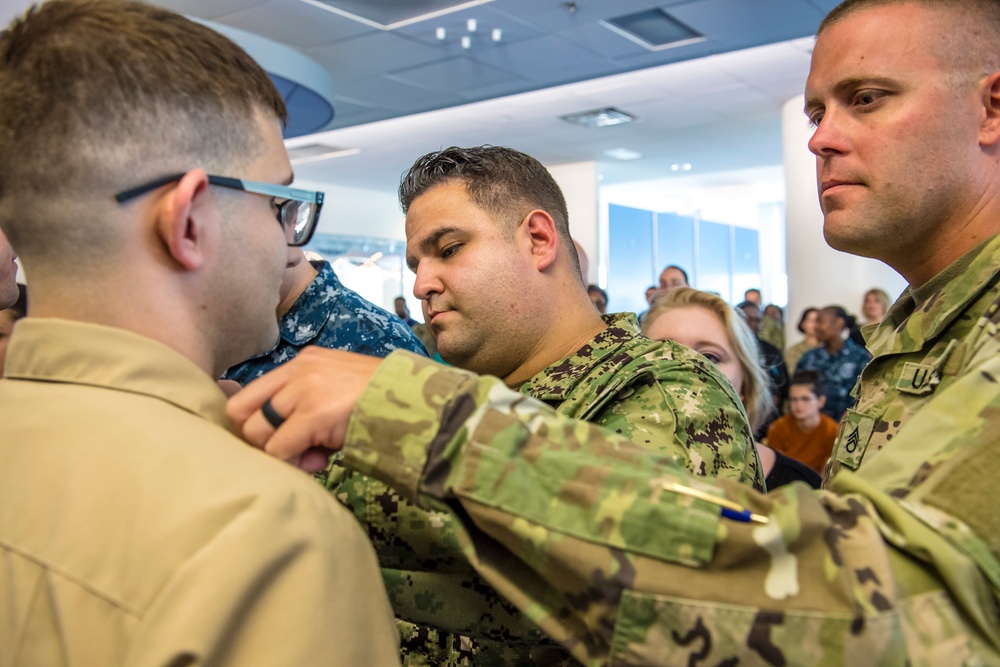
300, 0, 494, 30
603, 9, 705, 52
561, 107, 636, 128
287, 143, 360, 164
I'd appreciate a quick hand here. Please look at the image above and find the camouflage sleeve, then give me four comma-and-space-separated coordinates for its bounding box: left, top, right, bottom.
590, 356, 764, 490
344, 350, 1000, 665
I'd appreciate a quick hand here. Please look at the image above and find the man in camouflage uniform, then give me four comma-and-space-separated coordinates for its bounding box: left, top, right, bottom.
231, 0, 1000, 661
315, 146, 762, 664
224, 250, 426, 386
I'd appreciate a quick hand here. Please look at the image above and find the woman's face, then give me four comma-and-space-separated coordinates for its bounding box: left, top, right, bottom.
863, 292, 886, 322
801, 310, 818, 338
645, 306, 744, 399
814, 309, 843, 343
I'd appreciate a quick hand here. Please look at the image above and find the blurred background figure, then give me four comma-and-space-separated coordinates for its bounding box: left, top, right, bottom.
736, 299, 789, 439
658, 264, 689, 293
862, 288, 891, 326
786, 307, 820, 373
852, 287, 892, 346
743, 287, 761, 306
0, 283, 26, 376
394, 296, 418, 327
797, 305, 872, 421
636, 284, 657, 326
644, 288, 820, 489
765, 370, 838, 475
587, 284, 608, 314
758, 303, 785, 351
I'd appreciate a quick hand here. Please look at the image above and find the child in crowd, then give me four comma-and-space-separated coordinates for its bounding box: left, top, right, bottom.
765, 370, 839, 474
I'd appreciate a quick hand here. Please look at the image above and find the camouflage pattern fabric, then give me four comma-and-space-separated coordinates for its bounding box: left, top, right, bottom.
223, 260, 426, 384
326, 313, 761, 665
342, 238, 1000, 664
758, 315, 785, 352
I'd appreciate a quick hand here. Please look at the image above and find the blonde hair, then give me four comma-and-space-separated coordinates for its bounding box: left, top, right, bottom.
864, 288, 891, 318
643, 287, 773, 430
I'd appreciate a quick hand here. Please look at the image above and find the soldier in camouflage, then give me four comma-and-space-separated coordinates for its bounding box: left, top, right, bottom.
321, 146, 761, 665
230, 0, 1000, 662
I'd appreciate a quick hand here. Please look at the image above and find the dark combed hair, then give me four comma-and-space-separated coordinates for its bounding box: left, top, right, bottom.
399, 146, 579, 274
790, 369, 826, 398
0, 0, 287, 259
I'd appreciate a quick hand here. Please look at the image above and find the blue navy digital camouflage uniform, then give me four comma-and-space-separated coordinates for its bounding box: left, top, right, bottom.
223, 259, 427, 384
796, 337, 872, 420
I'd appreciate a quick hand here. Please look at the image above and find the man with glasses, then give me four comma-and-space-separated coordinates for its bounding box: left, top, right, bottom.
0, 1, 397, 664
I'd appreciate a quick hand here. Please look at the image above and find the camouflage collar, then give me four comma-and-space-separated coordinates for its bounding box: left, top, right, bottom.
867, 233, 1000, 356
519, 312, 640, 401
279, 259, 343, 346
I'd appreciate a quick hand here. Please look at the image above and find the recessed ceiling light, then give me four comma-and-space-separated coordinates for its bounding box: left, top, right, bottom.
560, 107, 635, 128
670, 163, 693, 172
604, 148, 643, 161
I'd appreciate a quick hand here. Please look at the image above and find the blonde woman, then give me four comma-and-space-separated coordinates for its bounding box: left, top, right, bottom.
643, 288, 821, 489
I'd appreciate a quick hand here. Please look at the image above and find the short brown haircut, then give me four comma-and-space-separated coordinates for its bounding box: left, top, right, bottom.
819, 0, 1000, 78
0, 0, 287, 264
399, 145, 581, 276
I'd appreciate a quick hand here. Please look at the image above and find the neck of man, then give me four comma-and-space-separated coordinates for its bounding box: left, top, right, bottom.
501, 287, 608, 388
277, 260, 318, 317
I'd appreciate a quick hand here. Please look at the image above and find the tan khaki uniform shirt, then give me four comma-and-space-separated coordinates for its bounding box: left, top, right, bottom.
0, 319, 400, 666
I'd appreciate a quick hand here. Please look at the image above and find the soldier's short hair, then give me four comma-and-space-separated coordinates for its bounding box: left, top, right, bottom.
399, 146, 580, 276
0, 0, 287, 267
790, 369, 826, 398
819, 0, 1000, 80
643, 287, 773, 430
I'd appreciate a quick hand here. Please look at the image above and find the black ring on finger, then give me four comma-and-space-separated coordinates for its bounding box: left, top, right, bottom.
261, 398, 286, 429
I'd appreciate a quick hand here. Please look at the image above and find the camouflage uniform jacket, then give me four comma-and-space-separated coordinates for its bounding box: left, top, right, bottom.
342, 252, 1000, 665
328, 312, 761, 665
223, 259, 426, 385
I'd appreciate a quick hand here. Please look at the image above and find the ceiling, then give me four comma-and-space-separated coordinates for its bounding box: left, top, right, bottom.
0, 0, 836, 190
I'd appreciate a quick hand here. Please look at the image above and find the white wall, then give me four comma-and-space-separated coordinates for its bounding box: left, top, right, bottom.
294, 178, 404, 240
547, 161, 599, 284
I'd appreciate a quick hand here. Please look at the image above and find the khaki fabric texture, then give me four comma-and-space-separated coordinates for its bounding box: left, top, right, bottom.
0, 319, 400, 667
328, 313, 760, 665
344, 237, 1000, 665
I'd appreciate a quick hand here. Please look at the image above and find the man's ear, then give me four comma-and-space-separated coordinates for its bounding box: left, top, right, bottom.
156, 168, 213, 271
816, 394, 827, 411
979, 69, 1000, 147
522, 209, 559, 271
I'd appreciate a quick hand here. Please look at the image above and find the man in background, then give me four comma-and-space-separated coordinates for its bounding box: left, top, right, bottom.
658, 264, 689, 292
309, 145, 760, 664
0, 2, 397, 663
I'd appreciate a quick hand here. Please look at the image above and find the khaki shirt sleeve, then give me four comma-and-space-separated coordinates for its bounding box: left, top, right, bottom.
345, 350, 1000, 665
125, 480, 401, 666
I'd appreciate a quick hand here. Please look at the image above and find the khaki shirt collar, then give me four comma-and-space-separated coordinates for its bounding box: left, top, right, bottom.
4, 318, 231, 431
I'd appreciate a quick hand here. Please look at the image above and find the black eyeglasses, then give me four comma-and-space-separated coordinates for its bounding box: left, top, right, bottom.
114, 173, 324, 247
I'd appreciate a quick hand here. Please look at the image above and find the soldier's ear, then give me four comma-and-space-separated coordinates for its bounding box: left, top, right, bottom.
521, 209, 558, 272
978, 69, 1000, 147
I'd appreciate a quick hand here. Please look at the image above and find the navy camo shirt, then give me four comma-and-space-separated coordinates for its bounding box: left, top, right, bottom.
796, 337, 872, 421
223, 260, 427, 385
